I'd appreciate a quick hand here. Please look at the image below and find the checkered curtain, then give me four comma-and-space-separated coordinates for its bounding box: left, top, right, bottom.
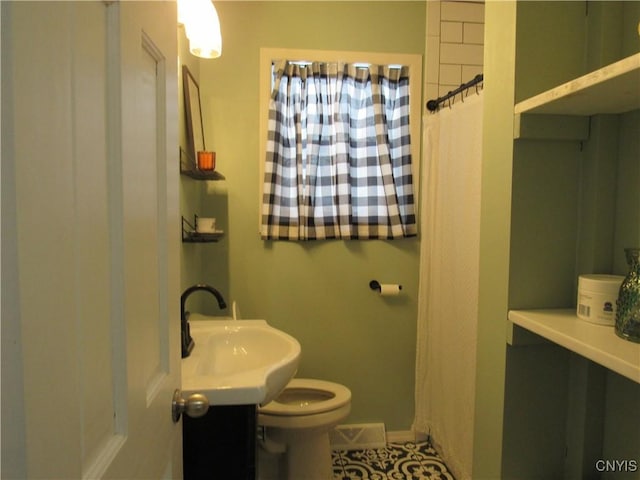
261, 61, 416, 240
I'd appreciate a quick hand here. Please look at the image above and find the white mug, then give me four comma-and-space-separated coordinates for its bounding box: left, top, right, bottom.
196, 217, 216, 233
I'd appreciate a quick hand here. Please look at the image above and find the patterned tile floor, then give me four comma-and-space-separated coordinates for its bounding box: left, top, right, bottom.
332, 441, 456, 480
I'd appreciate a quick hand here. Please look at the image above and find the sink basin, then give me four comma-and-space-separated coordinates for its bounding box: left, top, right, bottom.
181, 316, 301, 406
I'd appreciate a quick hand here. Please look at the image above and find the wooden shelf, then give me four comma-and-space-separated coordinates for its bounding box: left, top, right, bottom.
181, 168, 226, 181
508, 309, 640, 384
182, 231, 224, 243
514, 53, 640, 116
180, 147, 225, 181
181, 216, 223, 243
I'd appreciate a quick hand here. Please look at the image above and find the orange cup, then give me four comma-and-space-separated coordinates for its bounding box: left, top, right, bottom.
197, 151, 215, 171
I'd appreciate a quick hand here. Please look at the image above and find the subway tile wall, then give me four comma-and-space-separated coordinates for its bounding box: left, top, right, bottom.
425, 0, 485, 106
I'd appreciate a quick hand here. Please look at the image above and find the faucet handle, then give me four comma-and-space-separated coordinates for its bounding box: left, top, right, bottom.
181, 324, 195, 358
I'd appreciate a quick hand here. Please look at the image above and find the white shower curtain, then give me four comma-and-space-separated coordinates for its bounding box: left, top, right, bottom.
413, 91, 483, 480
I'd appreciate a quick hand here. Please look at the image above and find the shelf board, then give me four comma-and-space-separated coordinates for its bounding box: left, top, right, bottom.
182, 231, 224, 243
179, 147, 226, 180
181, 215, 223, 242
508, 309, 640, 384
180, 169, 226, 181
514, 53, 640, 116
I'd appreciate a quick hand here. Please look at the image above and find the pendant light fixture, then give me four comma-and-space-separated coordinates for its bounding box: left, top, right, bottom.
178, 0, 222, 59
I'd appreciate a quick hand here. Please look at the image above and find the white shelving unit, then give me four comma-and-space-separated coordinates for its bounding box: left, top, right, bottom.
514, 52, 640, 115
509, 309, 640, 384
509, 52, 640, 386
494, 6, 640, 478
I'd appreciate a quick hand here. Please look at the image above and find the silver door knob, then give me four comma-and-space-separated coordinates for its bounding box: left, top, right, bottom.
172, 389, 209, 422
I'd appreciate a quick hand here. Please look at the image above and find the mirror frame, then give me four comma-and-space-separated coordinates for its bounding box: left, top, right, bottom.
182, 65, 206, 160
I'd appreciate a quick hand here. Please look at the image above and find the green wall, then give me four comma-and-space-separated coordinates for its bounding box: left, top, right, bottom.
185, 1, 425, 430
472, 2, 515, 477
179, 30, 210, 315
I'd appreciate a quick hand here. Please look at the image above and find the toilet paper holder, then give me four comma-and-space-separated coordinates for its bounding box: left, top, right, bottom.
369, 280, 402, 292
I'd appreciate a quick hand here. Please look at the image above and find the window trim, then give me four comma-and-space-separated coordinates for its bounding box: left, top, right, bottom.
258, 47, 423, 233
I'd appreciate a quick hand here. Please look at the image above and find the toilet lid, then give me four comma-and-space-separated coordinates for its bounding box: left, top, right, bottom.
260, 378, 351, 416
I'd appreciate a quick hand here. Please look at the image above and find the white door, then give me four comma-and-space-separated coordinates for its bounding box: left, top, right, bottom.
2, 1, 181, 478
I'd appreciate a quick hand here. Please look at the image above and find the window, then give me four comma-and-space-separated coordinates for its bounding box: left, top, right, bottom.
259, 48, 422, 241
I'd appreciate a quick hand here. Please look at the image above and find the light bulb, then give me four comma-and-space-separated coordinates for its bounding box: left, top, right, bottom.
181, 0, 222, 59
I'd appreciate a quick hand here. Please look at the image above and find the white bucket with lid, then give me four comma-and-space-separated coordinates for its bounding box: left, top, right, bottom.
577, 274, 624, 326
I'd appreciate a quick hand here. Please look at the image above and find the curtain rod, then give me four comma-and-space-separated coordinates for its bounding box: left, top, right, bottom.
277, 60, 404, 69
426, 73, 483, 112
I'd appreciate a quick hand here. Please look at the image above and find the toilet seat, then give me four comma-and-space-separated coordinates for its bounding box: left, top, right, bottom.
257, 378, 352, 478
260, 378, 351, 416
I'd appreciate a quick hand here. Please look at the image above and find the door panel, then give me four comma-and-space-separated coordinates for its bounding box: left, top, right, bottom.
4, 2, 180, 478
106, 2, 181, 478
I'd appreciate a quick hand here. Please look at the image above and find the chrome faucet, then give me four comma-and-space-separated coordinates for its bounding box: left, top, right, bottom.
181, 284, 227, 358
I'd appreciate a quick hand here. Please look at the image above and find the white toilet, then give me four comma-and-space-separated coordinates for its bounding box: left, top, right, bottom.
258, 378, 351, 480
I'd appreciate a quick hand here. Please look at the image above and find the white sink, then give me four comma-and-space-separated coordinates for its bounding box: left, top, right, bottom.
181, 316, 300, 406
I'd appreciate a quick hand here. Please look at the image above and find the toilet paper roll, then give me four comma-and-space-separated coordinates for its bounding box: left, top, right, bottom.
379, 284, 402, 296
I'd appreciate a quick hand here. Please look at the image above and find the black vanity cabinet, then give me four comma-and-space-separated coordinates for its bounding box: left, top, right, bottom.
183, 404, 257, 480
